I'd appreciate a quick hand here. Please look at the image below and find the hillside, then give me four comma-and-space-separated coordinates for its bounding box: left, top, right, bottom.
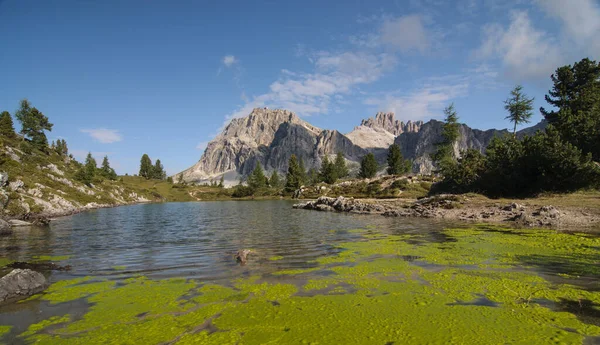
0, 136, 228, 221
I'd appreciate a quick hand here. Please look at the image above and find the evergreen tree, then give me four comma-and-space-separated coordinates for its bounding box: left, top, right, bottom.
218, 175, 224, 188
307, 168, 320, 185
433, 103, 460, 175
269, 170, 281, 188
153, 159, 166, 180
14, 99, 53, 149
319, 155, 337, 184
504, 85, 534, 135
139, 154, 153, 179
387, 144, 409, 175
75, 152, 97, 186
333, 152, 349, 179
50, 140, 56, 149
358, 153, 378, 179
247, 162, 267, 190
100, 156, 117, 180
541, 58, 600, 160
298, 157, 307, 186
0, 111, 15, 138
55, 139, 68, 156
284, 155, 303, 193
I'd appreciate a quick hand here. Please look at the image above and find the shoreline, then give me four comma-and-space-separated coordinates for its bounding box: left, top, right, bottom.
293, 194, 600, 232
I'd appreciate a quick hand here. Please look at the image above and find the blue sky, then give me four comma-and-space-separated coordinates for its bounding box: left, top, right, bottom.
1, 0, 599, 175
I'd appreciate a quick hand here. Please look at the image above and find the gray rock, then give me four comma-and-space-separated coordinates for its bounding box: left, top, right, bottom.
8, 180, 24, 192
0, 172, 8, 187
0, 269, 49, 304
0, 219, 11, 235
8, 219, 32, 227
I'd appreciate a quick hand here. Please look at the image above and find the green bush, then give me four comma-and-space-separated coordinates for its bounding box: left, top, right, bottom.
391, 179, 409, 190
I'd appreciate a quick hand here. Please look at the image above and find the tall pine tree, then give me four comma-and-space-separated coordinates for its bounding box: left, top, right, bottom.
0, 111, 15, 138
139, 154, 153, 179
333, 152, 348, 179
284, 155, 303, 193
433, 103, 460, 175
269, 170, 281, 188
387, 144, 409, 175
359, 153, 378, 179
247, 162, 267, 190
153, 159, 166, 180
504, 85, 534, 136
319, 155, 337, 184
14, 99, 53, 150
101, 156, 117, 180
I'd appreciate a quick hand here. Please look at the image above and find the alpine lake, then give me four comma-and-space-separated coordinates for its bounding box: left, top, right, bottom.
0, 201, 598, 344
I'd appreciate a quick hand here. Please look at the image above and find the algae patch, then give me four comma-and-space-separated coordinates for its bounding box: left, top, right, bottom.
19, 225, 600, 344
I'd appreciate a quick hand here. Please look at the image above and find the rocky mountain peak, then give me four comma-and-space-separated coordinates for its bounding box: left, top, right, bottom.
358, 112, 423, 136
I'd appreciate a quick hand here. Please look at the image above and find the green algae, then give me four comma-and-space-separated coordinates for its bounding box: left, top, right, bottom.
20, 315, 70, 338
33, 255, 71, 261
0, 325, 11, 337
112, 265, 126, 270
268, 255, 284, 261
20, 225, 600, 344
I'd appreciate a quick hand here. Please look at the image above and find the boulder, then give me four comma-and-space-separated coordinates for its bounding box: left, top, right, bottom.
9, 219, 32, 227
0, 269, 48, 304
0, 219, 12, 236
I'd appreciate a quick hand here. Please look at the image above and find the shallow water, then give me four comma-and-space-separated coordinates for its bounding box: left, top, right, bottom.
0, 201, 598, 344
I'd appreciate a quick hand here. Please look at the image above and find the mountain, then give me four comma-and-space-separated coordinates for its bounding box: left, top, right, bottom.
178, 108, 366, 185
178, 108, 546, 184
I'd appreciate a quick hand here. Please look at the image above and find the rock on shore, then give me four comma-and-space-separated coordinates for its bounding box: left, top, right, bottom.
0, 269, 48, 304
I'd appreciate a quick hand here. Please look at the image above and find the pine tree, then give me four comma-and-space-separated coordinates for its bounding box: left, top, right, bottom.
433, 103, 461, 175
74, 152, 97, 186
139, 154, 153, 179
101, 156, 117, 180
387, 144, 408, 175
359, 153, 378, 179
333, 152, 348, 179
14, 99, 53, 150
319, 155, 337, 184
307, 168, 320, 185
504, 85, 534, 135
55, 139, 68, 156
247, 162, 267, 190
541, 58, 600, 160
153, 159, 166, 180
298, 157, 307, 186
284, 155, 303, 193
0, 111, 15, 138
269, 170, 281, 189
218, 175, 225, 188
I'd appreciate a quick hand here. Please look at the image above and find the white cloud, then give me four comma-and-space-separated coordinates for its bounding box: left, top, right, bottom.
222, 51, 397, 126
80, 128, 123, 144
364, 82, 468, 121
223, 55, 238, 67
475, 11, 561, 81
536, 0, 600, 57
380, 15, 430, 53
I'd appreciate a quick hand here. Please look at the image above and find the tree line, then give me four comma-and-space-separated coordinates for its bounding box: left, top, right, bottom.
432, 57, 600, 197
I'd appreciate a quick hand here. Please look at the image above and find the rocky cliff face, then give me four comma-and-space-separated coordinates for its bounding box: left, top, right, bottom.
178, 108, 546, 183
178, 108, 366, 184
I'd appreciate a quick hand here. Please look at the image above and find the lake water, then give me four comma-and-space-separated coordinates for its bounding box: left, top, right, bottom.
0, 201, 599, 344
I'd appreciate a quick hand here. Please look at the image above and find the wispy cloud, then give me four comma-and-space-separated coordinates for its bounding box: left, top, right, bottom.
80, 128, 123, 144
222, 51, 397, 126
223, 55, 238, 67
380, 15, 430, 54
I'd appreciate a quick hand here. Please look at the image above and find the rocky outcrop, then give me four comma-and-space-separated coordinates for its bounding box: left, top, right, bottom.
0, 269, 48, 304
358, 112, 423, 136
0, 219, 11, 236
293, 196, 390, 214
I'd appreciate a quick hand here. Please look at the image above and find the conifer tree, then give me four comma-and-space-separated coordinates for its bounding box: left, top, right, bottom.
14, 99, 53, 150
333, 152, 348, 179
269, 170, 281, 188
433, 103, 461, 175
0, 111, 15, 138
218, 175, 225, 188
298, 157, 307, 186
504, 85, 534, 136
139, 154, 153, 179
319, 155, 337, 184
153, 159, 166, 180
359, 153, 378, 179
387, 144, 409, 175
101, 156, 117, 180
307, 168, 320, 185
247, 162, 267, 190
75, 152, 97, 186
284, 155, 303, 193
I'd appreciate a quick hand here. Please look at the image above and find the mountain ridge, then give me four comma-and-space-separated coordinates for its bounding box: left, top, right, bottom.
178, 108, 545, 185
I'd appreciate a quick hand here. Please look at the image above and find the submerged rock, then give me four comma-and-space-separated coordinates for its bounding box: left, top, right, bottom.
8, 219, 33, 227
235, 249, 253, 265
0, 269, 48, 304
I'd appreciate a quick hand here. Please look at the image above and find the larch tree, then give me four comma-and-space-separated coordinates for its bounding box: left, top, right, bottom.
504, 85, 534, 136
